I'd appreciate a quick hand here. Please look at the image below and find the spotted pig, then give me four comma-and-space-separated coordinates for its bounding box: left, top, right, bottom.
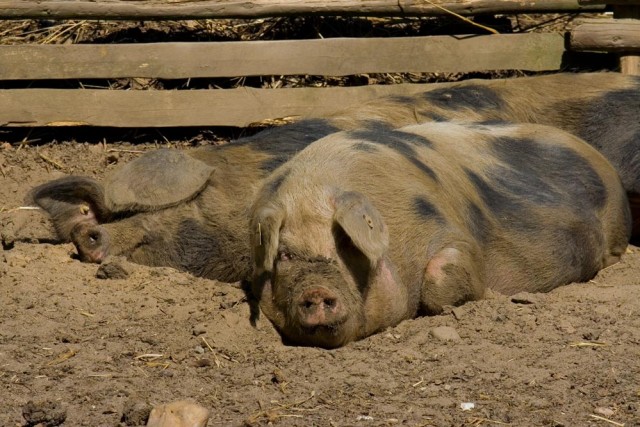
30, 72, 639, 281
250, 122, 631, 348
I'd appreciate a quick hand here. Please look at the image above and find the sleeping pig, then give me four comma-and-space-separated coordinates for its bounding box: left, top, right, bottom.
249, 121, 631, 348
30, 72, 639, 281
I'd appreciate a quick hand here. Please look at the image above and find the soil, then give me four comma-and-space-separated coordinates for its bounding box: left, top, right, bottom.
1, 141, 640, 427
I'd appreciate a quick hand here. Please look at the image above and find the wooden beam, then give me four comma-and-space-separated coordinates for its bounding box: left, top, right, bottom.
0, 34, 565, 80
570, 19, 640, 52
0, 0, 603, 20
578, 0, 639, 5
0, 85, 450, 128
614, 5, 640, 75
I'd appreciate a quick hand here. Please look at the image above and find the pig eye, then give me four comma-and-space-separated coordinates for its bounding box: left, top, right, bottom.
278, 251, 292, 261
88, 231, 100, 245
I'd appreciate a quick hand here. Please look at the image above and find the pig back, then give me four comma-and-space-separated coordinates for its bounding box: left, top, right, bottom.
263, 121, 630, 295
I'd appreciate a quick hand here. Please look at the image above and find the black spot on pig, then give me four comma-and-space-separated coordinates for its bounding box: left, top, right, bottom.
467, 202, 491, 244
386, 95, 416, 105
235, 119, 340, 171
418, 111, 447, 122
491, 137, 607, 209
265, 169, 290, 194
422, 85, 505, 111
465, 169, 532, 231
350, 122, 437, 181
413, 197, 444, 223
353, 142, 379, 153
574, 85, 640, 193
350, 121, 433, 149
409, 159, 438, 182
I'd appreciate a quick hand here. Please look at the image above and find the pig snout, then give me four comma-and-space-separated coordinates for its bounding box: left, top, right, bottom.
297, 287, 343, 328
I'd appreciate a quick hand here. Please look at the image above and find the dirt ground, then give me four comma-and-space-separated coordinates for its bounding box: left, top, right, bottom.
1, 12, 638, 427
1, 140, 639, 427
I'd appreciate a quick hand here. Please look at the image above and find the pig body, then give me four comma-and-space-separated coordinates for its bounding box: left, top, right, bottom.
250, 122, 630, 348
31, 72, 639, 281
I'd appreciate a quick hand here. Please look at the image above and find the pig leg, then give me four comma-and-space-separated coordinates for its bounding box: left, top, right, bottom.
421, 241, 486, 314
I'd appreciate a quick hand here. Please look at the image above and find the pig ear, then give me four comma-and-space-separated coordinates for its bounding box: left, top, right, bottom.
251, 206, 285, 274
29, 176, 109, 218
333, 191, 388, 264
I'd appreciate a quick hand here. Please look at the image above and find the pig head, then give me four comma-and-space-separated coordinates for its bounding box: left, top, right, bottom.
251, 191, 421, 348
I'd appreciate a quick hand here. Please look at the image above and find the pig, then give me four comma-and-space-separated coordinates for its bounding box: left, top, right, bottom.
30, 72, 639, 282
249, 121, 631, 348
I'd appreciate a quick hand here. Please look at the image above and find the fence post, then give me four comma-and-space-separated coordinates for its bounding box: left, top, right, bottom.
614, 5, 640, 74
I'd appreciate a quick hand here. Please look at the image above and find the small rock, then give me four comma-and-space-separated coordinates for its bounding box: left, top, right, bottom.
460, 402, 475, 411
22, 400, 66, 427
594, 407, 615, 417
451, 306, 466, 320
146, 400, 209, 427
96, 258, 130, 280
121, 400, 152, 426
557, 319, 576, 334
192, 326, 207, 336
193, 358, 212, 368
510, 292, 538, 305
194, 345, 205, 354
430, 326, 461, 342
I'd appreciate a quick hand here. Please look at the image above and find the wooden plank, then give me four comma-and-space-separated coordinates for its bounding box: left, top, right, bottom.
0, 34, 565, 80
0, 85, 454, 127
0, 0, 603, 19
570, 19, 640, 52
578, 0, 639, 5
614, 5, 640, 75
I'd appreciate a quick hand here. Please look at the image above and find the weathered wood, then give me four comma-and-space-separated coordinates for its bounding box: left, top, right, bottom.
570, 19, 640, 52
0, 0, 603, 19
620, 55, 640, 74
614, 5, 640, 75
0, 34, 565, 80
0, 85, 447, 128
578, 0, 640, 5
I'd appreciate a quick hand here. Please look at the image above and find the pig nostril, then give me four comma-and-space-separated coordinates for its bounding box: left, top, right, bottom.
303, 300, 314, 309
323, 298, 336, 308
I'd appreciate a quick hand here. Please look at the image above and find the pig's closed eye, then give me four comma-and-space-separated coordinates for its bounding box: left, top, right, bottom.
278, 251, 291, 261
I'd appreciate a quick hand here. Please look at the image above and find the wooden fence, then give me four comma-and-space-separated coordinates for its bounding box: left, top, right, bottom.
0, 0, 638, 128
